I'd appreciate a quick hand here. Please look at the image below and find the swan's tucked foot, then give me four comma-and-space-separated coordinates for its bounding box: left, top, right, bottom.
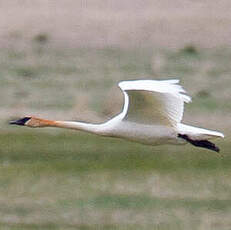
178, 134, 220, 153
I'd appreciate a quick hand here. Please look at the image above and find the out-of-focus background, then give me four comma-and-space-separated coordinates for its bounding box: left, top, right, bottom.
1, 1, 231, 229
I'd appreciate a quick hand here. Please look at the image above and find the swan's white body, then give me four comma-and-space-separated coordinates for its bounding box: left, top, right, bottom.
10, 79, 224, 151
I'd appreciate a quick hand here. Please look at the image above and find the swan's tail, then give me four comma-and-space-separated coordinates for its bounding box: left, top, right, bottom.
177, 124, 224, 152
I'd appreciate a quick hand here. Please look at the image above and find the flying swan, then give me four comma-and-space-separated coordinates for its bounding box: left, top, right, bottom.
10, 79, 224, 152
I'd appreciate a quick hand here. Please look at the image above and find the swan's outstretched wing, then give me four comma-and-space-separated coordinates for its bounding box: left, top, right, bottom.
118, 79, 191, 127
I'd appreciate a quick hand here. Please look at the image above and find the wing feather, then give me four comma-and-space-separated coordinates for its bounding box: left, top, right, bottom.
118, 79, 191, 127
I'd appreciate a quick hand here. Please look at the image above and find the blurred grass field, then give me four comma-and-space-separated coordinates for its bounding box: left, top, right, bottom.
1, 45, 231, 127
1, 1, 231, 229
0, 131, 230, 230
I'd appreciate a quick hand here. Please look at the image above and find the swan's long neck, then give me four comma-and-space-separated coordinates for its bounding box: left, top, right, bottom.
10, 116, 114, 136
53, 120, 107, 135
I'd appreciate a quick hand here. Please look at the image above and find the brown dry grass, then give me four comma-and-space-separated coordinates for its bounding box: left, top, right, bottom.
1, 0, 231, 49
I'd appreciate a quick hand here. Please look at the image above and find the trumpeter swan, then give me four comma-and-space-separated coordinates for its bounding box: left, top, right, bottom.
10, 79, 224, 152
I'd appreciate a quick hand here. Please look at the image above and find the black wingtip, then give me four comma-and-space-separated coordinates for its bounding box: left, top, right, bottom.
9, 117, 31, 126
178, 134, 220, 153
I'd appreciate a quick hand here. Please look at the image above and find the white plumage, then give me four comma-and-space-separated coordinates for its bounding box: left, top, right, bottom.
118, 79, 191, 126
10, 79, 224, 152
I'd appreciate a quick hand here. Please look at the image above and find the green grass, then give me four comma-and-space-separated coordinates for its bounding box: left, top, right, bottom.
1, 131, 228, 172
0, 131, 230, 230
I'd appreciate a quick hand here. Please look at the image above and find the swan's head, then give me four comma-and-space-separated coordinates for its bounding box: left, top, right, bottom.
9, 116, 52, 128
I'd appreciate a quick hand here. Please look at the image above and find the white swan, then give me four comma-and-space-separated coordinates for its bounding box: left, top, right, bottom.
10, 79, 224, 152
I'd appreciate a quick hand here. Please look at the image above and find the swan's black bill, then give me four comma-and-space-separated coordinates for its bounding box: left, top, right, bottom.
9, 117, 31, 126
